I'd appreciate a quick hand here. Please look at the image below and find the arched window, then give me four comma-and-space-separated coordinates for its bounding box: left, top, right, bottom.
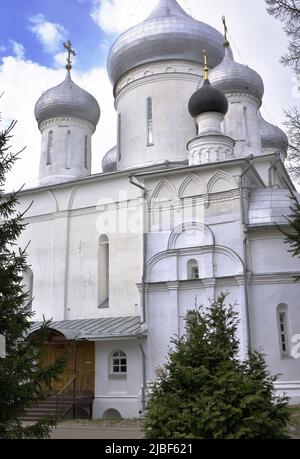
46, 131, 53, 165
84, 135, 88, 169
23, 268, 34, 311
98, 235, 109, 308
277, 304, 289, 357
111, 350, 127, 374
187, 259, 199, 280
146, 97, 154, 146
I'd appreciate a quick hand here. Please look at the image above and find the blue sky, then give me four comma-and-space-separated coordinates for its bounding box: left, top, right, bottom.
0, 0, 298, 191
0, 0, 109, 70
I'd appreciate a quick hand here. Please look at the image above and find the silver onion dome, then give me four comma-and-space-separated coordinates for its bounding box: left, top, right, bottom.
258, 112, 288, 151
102, 145, 117, 173
209, 46, 264, 101
35, 71, 101, 128
107, 0, 225, 88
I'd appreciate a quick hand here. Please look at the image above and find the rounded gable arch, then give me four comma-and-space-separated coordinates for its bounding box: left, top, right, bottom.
168, 222, 215, 250
145, 244, 244, 283
214, 245, 244, 276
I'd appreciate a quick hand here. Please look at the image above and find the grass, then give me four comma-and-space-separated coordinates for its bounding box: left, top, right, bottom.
288, 405, 300, 439
60, 418, 144, 429
59, 406, 300, 438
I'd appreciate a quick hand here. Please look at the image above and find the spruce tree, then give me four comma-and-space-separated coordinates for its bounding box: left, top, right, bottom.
0, 117, 66, 439
265, 1, 300, 177
144, 293, 290, 439
280, 192, 300, 281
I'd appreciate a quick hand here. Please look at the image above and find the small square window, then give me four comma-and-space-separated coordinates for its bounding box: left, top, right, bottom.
111, 350, 127, 375
187, 260, 200, 280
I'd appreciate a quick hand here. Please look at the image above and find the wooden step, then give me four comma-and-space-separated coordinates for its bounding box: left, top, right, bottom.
21, 392, 94, 422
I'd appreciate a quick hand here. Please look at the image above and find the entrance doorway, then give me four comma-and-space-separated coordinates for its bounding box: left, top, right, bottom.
40, 331, 95, 394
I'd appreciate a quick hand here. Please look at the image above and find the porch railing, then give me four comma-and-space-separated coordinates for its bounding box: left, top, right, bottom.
56, 375, 77, 419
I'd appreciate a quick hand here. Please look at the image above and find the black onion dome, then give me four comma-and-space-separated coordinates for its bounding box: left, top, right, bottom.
188, 79, 228, 118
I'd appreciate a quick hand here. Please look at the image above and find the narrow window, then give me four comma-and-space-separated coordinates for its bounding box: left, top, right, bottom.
46, 131, 53, 165
84, 135, 88, 169
117, 114, 121, 161
98, 235, 109, 308
277, 305, 289, 356
187, 259, 199, 280
243, 106, 250, 141
147, 97, 154, 146
111, 350, 127, 374
66, 130, 71, 169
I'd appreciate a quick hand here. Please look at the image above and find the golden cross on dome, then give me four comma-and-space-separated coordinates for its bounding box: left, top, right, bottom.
63, 40, 76, 71
203, 50, 209, 80
222, 16, 230, 48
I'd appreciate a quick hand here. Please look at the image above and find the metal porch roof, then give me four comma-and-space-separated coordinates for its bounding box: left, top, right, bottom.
29, 316, 142, 341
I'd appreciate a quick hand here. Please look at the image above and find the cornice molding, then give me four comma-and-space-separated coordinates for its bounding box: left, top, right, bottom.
250, 272, 300, 285
40, 117, 94, 133
115, 59, 202, 98
225, 92, 261, 108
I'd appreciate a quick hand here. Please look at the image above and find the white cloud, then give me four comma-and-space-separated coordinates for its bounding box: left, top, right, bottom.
53, 52, 67, 68
10, 40, 25, 60
53, 51, 78, 68
0, 45, 6, 53
90, 0, 155, 34
29, 14, 68, 54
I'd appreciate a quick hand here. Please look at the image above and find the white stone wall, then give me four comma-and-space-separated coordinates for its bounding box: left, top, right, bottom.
16, 174, 143, 322
14, 152, 300, 406
141, 159, 300, 396
249, 189, 295, 225
115, 60, 201, 170
39, 117, 94, 186
93, 339, 143, 419
250, 276, 300, 402
223, 93, 262, 158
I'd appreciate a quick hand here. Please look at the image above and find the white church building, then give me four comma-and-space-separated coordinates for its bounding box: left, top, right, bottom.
15, 0, 300, 418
